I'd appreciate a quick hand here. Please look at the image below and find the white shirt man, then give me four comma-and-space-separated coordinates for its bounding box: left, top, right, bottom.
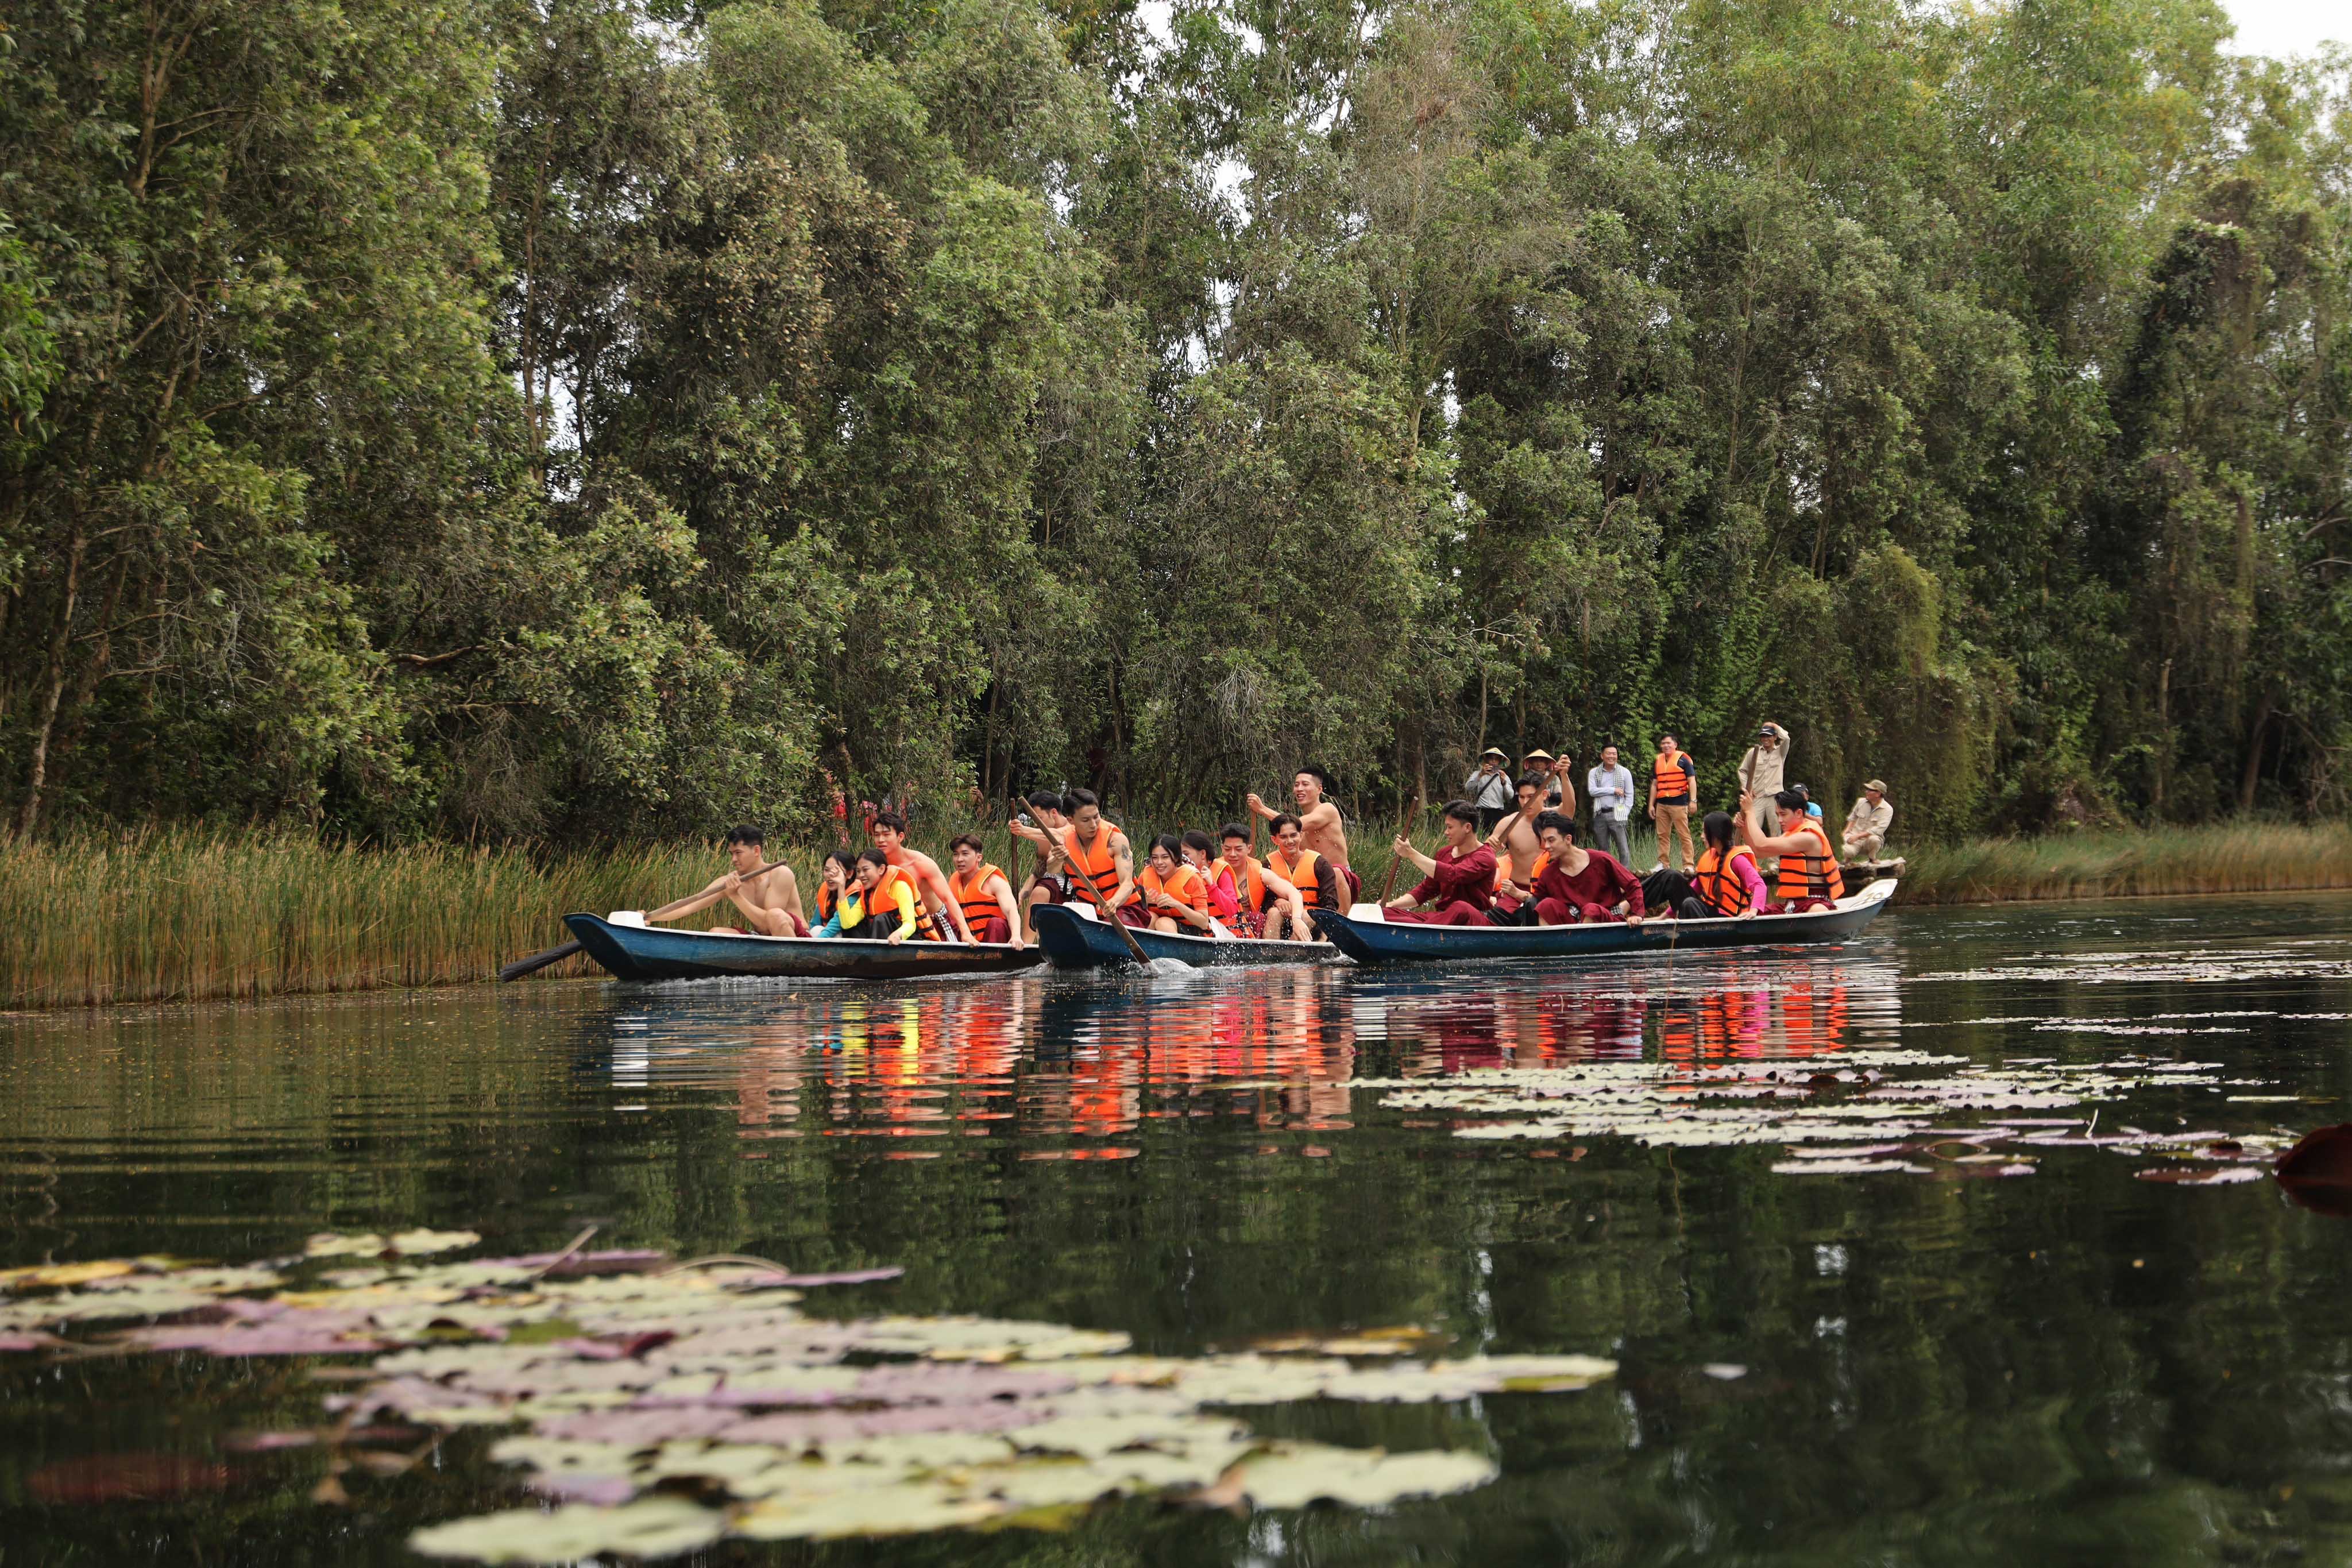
1585, 746, 1635, 863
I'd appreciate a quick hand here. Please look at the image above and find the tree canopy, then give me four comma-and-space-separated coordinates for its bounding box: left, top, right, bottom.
2, 0, 2347, 843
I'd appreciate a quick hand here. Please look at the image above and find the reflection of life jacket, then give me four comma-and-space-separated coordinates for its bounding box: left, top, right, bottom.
1137, 863, 1205, 916
1218, 855, 1267, 913
1774, 820, 1845, 903
1694, 844, 1759, 916
1061, 820, 1127, 906
1654, 752, 1690, 800
949, 864, 1006, 933
1269, 847, 1323, 906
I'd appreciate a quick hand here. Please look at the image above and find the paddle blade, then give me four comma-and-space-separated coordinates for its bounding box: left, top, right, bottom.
499, 940, 582, 982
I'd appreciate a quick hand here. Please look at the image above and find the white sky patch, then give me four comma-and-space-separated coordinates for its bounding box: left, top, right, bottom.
2221, 0, 2345, 57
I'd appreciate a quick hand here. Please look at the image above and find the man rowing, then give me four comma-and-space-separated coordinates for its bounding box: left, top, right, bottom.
1264, 813, 1341, 940
1017, 787, 1134, 917
1384, 801, 1497, 925
867, 811, 972, 941
947, 835, 1020, 943
1486, 773, 1548, 924
1739, 788, 1844, 912
1247, 764, 1357, 906
1009, 790, 1072, 942
654, 825, 806, 936
1217, 821, 1312, 939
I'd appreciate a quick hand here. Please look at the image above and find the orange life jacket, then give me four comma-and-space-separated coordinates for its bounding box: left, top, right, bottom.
949, 863, 1007, 933
1061, 820, 1128, 906
1494, 848, 1551, 892
1219, 855, 1268, 913
1694, 844, 1759, 917
1268, 847, 1323, 907
1773, 820, 1844, 903
1654, 752, 1691, 798
1137, 863, 1206, 917
816, 881, 840, 921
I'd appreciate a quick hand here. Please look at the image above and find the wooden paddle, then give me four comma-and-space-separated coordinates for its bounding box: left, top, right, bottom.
1060, 825, 1151, 966
498, 862, 789, 982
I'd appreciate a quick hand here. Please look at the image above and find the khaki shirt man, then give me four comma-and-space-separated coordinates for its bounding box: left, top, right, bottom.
1736, 723, 1791, 843
1842, 781, 1894, 862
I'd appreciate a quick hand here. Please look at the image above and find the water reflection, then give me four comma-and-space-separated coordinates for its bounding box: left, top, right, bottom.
586, 952, 1903, 1152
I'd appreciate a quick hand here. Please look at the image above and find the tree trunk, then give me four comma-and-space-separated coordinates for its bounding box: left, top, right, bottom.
16, 529, 87, 837
2238, 689, 2274, 814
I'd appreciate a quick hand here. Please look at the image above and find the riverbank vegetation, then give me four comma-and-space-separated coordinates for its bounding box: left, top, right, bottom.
9, 821, 2352, 1008
3, 0, 2350, 855
1893, 824, 2352, 906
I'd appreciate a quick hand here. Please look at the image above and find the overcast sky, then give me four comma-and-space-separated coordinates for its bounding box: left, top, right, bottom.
2221, 0, 2343, 58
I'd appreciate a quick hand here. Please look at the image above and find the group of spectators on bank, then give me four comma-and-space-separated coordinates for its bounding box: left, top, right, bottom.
1462, 723, 1894, 876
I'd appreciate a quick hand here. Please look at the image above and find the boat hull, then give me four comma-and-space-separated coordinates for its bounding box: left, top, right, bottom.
1032, 904, 1350, 971
562, 913, 1043, 982
1315, 878, 1898, 965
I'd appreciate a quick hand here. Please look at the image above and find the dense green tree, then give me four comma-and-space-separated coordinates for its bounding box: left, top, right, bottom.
2, 0, 2347, 843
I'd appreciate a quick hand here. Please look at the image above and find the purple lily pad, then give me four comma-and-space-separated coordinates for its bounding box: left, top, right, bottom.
129, 1326, 389, 1356
529, 1472, 639, 1505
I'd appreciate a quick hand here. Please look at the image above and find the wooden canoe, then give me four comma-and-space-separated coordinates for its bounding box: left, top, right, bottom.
1314, 877, 1898, 966
561, 913, 1043, 982
1032, 904, 1350, 971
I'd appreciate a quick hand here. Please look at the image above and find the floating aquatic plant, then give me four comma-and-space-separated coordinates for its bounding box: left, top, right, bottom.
1360, 1049, 2298, 1183
0, 1241, 1616, 1561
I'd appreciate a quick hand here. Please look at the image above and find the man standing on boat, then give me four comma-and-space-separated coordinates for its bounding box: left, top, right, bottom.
1248, 764, 1357, 905
867, 811, 974, 941
1384, 801, 1497, 925
660, 825, 807, 937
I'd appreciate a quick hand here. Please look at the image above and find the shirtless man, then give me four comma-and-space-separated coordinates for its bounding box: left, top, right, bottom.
867, 811, 975, 941
1486, 773, 1548, 925
658, 825, 805, 937
1247, 763, 1357, 906
1007, 790, 1072, 941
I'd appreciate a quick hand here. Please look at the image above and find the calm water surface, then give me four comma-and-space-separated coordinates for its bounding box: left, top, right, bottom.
3, 895, 2351, 1565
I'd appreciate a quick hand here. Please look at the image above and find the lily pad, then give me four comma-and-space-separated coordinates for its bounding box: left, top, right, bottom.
409, 1497, 726, 1563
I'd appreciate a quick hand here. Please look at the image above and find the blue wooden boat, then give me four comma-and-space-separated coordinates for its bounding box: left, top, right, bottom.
1314, 878, 1898, 965
562, 913, 1042, 982
1032, 903, 1350, 971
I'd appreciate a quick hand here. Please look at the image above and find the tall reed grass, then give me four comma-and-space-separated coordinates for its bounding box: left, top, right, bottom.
0, 828, 730, 1009
1894, 822, 2352, 905
7, 818, 2351, 1009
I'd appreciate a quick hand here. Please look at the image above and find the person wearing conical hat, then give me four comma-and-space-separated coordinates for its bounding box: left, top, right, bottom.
1465, 747, 1515, 835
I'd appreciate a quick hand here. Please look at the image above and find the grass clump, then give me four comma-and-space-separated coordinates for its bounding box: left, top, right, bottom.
0, 828, 730, 1009
1895, 822, 2352, 905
